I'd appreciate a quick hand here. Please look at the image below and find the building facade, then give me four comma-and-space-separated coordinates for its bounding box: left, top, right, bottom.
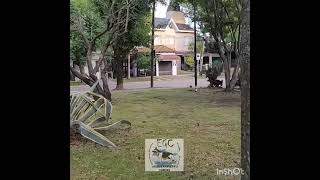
152, 9, 194, 76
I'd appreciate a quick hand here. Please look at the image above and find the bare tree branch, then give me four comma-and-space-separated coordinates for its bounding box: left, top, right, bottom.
237, 24, 241, 53
92, 29, 109, 44
70, 65, 94, 86
125, 0, 130, 32
93, 42, 111, 74
71, 16, 90, 48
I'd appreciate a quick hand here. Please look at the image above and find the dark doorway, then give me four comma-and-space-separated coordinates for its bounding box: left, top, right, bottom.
159, 61, 172, 75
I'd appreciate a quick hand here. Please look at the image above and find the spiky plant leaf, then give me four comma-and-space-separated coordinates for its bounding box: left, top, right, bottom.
70, 80, 130, 148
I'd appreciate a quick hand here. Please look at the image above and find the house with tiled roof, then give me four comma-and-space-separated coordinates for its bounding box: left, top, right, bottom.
72, 5, 220, 81
127, 3, 219, 78
152, 7, 195, 76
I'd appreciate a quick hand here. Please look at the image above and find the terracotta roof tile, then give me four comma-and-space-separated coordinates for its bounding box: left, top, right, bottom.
155, 18, 170, 29
159, 55, 180, 61
176, 23, 193, 31
134, 45, 175, 53
154, 45, 175, 53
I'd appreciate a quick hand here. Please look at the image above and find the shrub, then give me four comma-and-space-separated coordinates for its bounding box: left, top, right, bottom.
137, 54, 150, 70
205, 61, 223, 87
185, 56, 194, 69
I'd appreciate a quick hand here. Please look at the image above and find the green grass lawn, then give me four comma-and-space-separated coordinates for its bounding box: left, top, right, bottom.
71, 88, 241, 180
70, 81, 84, 86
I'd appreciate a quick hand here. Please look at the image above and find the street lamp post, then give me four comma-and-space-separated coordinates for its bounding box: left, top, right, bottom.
150, 0, 155, 88
193, 0, 197, 91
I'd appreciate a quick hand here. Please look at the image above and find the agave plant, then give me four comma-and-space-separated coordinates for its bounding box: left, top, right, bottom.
70, 81, 131, 148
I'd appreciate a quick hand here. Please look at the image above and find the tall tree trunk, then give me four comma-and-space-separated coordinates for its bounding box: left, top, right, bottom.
70, 70, 75, 81
228, 51, 232, 70
133, 61, 137, 77
86, 45, 94, 74
70, 65, 112, 101
240, 0, 250, 179
114, 52, 124, 90
101, 69, 112, 101
224, 51, 241, 91
70, 62, 76, 81
199, 41, 205, 76
224, 53, 231, 91
79, 64, 85, 75
216, 41, 232, 92
229, 56, 241, 89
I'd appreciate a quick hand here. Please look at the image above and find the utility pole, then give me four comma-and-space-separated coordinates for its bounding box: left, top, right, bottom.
193, 0, 197, 91
150, 0, 155, 88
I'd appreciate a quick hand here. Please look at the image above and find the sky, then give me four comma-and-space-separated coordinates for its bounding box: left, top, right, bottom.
154, 0, 198, 30
155, 0, 170, 18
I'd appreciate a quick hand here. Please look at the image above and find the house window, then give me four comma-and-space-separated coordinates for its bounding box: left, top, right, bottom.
167, 37, 174, 44
169, 23, 174, 29
161, 37, 173, 45
155, 36, 161, 45
184, 37, 193, 46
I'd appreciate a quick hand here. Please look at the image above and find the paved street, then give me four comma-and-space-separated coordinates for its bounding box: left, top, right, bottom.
70, 74, 227, 93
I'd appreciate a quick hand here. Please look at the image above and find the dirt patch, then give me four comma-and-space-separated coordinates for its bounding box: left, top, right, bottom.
70, 127, 89, 146
70, 125, 133, 147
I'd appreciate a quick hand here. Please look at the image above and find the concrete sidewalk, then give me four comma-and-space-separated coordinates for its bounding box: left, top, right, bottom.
70, 74, 228, 93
